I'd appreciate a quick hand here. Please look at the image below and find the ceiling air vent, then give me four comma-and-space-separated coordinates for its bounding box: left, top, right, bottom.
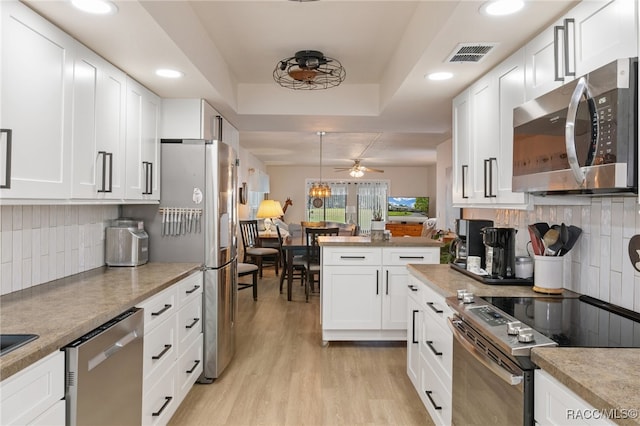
446, 43, 498, 63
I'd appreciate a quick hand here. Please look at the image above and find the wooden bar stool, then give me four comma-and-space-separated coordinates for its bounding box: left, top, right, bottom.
238, 262, 259, 301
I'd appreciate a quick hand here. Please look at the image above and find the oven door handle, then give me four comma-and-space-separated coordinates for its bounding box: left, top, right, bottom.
565, 76, 595, 185
447, 318, 523, 386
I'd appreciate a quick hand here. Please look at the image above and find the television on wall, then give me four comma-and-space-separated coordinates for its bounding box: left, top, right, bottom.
388, 197, 429, 219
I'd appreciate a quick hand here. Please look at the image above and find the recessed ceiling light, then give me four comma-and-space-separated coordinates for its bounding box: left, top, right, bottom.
70, 0, 118, 15
427, 72, 453, 81
481, 0, 524, 16
155, 69, 184, 79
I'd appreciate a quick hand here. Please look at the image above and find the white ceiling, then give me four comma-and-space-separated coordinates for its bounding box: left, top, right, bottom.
22, 0, 577, 171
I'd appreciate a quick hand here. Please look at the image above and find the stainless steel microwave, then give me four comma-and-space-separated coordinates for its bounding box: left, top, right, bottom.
512, 57, 637, 195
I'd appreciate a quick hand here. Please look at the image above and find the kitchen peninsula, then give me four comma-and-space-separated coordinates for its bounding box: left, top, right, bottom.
318, 236, 442, 342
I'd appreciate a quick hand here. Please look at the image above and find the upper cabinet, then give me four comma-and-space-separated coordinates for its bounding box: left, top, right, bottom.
0, 0, 74, 200
451, 90, 471, 205
525, 0, 637, 100
125, 77, 161, 201
161, 99, 220, 140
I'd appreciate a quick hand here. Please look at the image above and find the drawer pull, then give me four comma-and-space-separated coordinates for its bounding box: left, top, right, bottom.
152, 344, 172, 360
186, 318, 200, 329
152, 396, 173, 417
412, 310, 419, 344
426, 340, 443, 356
399, 256, 424, 259
427, 302, 443, 314
425, 391, 442, 410
151, 304, 172, 316
185, 285, 201, 294
339, 256, 366, 259
407, 285, 418, 292
186, 359, 201, 374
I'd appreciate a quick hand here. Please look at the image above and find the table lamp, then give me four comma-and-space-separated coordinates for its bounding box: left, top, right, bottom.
256, 199, 284, 233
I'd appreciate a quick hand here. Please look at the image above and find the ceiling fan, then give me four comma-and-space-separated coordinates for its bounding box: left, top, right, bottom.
335, 159, 384, 178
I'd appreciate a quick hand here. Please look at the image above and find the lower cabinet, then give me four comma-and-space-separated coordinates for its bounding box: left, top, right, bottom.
0, 351, 65, 425
137, 271, 203, 426
535, 370, 615, 426
322, 246, 439, 342
406, 272, 453, 426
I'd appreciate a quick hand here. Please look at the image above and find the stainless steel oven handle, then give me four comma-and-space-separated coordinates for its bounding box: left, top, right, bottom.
447, 318, 523, 386
565, 76, 590, 185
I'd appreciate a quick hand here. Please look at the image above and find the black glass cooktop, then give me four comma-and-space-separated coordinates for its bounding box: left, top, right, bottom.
481, 295, 640, 348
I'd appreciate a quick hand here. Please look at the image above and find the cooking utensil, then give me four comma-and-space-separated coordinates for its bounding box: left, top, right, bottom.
543, 227, 561, 255
533, 222, 550, 239
558, 225, 582, 256
528, 225, 544, 256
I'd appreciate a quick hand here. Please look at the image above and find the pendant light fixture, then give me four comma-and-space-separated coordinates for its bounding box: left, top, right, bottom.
309, 131, 331, 198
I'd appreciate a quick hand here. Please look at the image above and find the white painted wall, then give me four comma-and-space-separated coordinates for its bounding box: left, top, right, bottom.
266, 165, 437, 225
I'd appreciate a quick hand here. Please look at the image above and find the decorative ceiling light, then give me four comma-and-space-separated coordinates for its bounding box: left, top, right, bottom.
309, 131, 331, 198
273, 50, 346, 90
349, 168, 365, 178
70, 0, 118, 15
480, 0, 524, 16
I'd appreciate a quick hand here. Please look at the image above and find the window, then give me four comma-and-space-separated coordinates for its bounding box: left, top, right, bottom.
305, 179, 389, 233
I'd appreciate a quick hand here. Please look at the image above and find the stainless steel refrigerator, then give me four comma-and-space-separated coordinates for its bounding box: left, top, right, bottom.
124, 139, 237, 382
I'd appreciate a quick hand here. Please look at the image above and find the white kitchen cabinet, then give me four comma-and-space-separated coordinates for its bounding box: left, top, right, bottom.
161, 98, 220, 141
322, 246, 439, 342
535, 369, 615, 426
137, 271, 203, 426
71, 46, 127, 200
525, 0, 637, 100
451, 89, 472, 205
0, 351, 65, 425
0, 0, 73, 200
125, 77, 160, 201
406, 272, 453, 426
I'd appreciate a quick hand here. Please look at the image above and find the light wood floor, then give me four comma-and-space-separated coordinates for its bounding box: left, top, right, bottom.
170, 269, 433, 426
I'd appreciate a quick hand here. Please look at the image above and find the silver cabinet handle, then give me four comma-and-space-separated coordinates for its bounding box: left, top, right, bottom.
563, 18, 576, 77
566, 76, 597, 185
142, 161, 153, 194
461, 164, 469, 198
97, 151, 113, 193
553, 25, 565, 81
1, 129, 12, 189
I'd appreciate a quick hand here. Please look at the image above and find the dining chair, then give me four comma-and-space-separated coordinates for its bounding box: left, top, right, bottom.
304, 227, 339, 302
239, 220, 279, 277
276, 225, 306, 294
237, 262, 259, 301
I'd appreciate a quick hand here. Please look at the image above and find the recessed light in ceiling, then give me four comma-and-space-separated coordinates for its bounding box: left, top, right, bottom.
155, 69, 184, 79
481, 0, 524, 16
70, 0, 118, 15
427, 72, 453, 81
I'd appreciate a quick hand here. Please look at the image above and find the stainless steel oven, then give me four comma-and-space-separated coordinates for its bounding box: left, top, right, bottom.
512, 57, 637, 194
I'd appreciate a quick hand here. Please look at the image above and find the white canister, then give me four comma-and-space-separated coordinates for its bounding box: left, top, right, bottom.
533, 255, 564, 294
515, 256, 533, 279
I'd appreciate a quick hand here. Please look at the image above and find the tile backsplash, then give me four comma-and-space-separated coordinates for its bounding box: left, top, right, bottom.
0, 205, 119, 296
465, 196, 640, 313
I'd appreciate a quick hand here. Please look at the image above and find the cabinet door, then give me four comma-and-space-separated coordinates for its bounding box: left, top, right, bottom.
125, 77, 160, 201
494, 49, 528, 206
452, 90, 472, 205
470, 74, 499, 204
322, 266, 381, 330
524, 23, 565, 100
382, 266, 409, 330
71, 47, 126, 199
0, 1, 73, 199
572, 0, 637, 76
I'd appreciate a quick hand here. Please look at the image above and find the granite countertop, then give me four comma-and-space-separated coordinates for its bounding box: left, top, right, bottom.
409, 264, 640, 426
531, 348, 640, 426
318, 236, 443, 247
0, 262, 201, 381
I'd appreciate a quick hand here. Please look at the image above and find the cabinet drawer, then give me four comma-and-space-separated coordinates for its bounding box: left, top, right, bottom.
176, 272, 202, 307
421, 283, 453, 322
176, 335, 203, 402
138, 285, 178, 332
420, 314, 453, 387
322, 247, 381, 266
143, 315, 177, 391
0, 351, 64, 426
383, 248, 439, 265
177, 295, 202, 352
142, 365, 177, 426
420, 353, 452, 426
29, 399, 65, 426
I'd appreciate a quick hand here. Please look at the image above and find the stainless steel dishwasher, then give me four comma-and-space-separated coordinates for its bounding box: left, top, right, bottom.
65, 308, 144, 426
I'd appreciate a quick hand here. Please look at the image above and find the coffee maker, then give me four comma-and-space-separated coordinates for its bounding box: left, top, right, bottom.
482, 227, 517, 278
451, 219, 494, 268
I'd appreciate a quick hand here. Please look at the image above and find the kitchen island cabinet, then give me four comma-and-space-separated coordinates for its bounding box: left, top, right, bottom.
319, 237, 441, 343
